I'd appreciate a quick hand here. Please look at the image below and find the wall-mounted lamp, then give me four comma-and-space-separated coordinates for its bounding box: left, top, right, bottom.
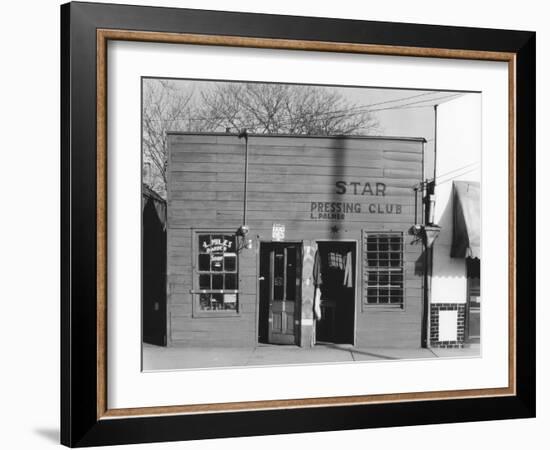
236, 225, 252, 252
410, 224, 441, 248
237, 225, 249, 237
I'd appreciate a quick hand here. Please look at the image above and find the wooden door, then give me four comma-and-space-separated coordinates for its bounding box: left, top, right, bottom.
261, 244, 300, 345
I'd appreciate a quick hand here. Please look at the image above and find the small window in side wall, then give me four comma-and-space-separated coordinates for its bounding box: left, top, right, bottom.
194, 232, 239, 313
363, 231, 404, 308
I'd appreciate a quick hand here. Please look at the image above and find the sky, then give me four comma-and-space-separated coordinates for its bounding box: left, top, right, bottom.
144, 77, 480, 181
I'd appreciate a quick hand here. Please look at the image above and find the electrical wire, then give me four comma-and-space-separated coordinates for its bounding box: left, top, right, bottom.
434, 162, 480, 181
436, 167, 480, 185
144, 92, 465, 124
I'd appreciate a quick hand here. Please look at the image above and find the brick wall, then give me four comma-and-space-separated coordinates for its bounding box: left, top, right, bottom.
430, 303, 466, 348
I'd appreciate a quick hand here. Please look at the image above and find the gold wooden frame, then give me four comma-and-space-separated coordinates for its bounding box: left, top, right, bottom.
96, 29, 516, 420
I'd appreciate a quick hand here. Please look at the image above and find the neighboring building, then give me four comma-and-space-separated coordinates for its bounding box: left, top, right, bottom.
430, 94, 481, 348
142, 184, 167, 346
164, 132, 428, 348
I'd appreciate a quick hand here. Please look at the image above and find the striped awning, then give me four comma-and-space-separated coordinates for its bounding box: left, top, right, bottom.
451, 181, 480, 259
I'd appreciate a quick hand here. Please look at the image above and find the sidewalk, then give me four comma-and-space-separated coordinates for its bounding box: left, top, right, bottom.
143, 342, 480, 371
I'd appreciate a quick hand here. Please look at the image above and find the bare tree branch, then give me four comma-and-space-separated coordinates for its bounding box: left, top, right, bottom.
142, 81, 379, 197
142, 80, 195, 197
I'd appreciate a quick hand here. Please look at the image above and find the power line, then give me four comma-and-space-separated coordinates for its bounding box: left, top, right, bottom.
143, 92, 465, 124
437, 167, 480, 185
411, 162, 480, 189
435, 162, 480, 181
363, 93, 464, 114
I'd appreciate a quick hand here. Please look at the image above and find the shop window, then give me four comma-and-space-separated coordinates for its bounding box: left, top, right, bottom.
193, 233, 238, 314
363, 232, 404, 308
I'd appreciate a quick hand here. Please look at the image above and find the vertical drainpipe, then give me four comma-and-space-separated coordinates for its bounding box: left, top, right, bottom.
422, 173, 429, 347
433, 105, 438, 184
238, 129, 249, 226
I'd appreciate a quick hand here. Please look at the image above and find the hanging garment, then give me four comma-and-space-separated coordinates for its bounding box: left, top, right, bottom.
343, 251, 353, 288
313, 287, 322, 320
313, 250, 323, 320
313, 250, 323, 286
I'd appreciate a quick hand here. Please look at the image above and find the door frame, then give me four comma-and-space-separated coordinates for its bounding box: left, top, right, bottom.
257, 241, 303, 345
465, 275, 481, 343
465, 258, 481, 344
313, 239, 358, 347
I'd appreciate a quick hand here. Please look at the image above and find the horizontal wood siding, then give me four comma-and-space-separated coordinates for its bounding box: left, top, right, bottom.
167, 134, 424, 348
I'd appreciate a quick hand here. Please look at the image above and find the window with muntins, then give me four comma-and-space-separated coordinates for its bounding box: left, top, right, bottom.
194, 233, 238, 312
363, 232, 404, 308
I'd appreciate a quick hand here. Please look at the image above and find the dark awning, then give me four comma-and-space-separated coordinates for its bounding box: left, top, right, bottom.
451, 181, 480, 259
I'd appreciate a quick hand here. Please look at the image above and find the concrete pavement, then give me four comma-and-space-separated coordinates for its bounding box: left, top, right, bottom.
143, 342, 480, 371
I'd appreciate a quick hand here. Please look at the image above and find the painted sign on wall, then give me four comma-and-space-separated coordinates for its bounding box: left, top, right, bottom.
335, 181, 387, 196
309, 180, 405, 220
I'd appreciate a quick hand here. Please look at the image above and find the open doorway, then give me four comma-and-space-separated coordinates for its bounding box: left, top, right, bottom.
315, 241, 356, 345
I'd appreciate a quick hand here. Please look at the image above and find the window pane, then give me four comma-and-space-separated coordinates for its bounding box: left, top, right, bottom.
286, 247, 297, 301
210, 235, 224, 250
211, 293, 223, 310
225, 273, 237, 290
198, 254, 210, 271
273, 249, 285, 300
366, 252, 378, 266
390, 274, 403, 288
223, 235, 236, 253
390, 237, 401, 250
367, 288, 378, 303
224, 255, 236, 272
211, 255, 223, 271
390, 295, 403, 304
223, 293, 238, 310
212, 274, 223, 289
198, 235, 210, 253
199, 293, 211, 310
199, 274, 211, 289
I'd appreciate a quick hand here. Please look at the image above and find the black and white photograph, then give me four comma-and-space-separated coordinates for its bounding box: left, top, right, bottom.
0, 0, 543, 447
141, 78, 481, 371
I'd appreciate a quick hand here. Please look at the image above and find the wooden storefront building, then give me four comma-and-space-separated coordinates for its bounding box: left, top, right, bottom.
166, 133, 427, 348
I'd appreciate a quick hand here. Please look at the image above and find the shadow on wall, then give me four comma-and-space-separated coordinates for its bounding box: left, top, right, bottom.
431, 188, 469, 279
413, 187, 468, 279
329, 136, 346, 240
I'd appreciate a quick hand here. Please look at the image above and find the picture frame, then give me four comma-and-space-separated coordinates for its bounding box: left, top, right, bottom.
60, 1, 535, 447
